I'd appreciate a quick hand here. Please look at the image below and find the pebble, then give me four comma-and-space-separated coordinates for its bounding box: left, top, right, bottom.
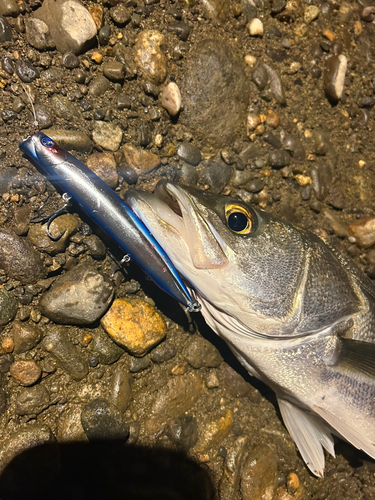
15, 385, 50, 416
98, 25, 110, 46
263, 131, 282, 149
195, 409, 233, 453
62, 52, 80, 69
280, 131, 306, 161
86, 152, 118, 188
304, 5, 319, 23
313, 129, 332, 156
177, 142, 202, 166
198, 159, 232, 194
39, 263, 114, 325
91, 327, 124, 364
10, 360, 41, 386
57, 406, 88, 442
34, 0, 97, 55
240, 444, 279, 500
168, 21, 190, 42
239, 143, 262, 165
200, 0, 231, 22
324, 54, 347, 104
52, 95, 79, 121
101, 297, 166, 357
84, 234, 106, 259
117, 163, 139, 185
263, 63, 286, 106
310, 162, 332, 201
103, 61, 126, 81
114, 44, 137, 79
130, 356, 150, 373
122, 143, 161, 175
348, 217, 375, 248
219, 436, 249, 499
34, 103, 54, 129
0, 354, 13, 373
183, 335, 222, 368
145, 373, 203, 434
110, 368, 133, 412
180, 38, 249, 147
0, 424, 54, 474
110, 4, 130, 25
0, 0, 18, 16
81, 398, 129, 440
42, 128, 91, 152
1, 336, 14, 352
205, 370, 220, 388
25, 18, 55, 51
247, 178, 265, 193
88, 74, 110, 96
247, 18, 263, 37
161, 82, 181, 117
116, 94, 132, 110
266, 109, 280, 128
268, 150, 290, 168
93, 121, 123, 152
134, 30, 167, 84
221, 362, 252, 398
11, 321, 43, 354
28, 214, 80, 255
271, 0, 286, 15
15, 59, 40, 83
150, 342, 176, 363
247, 113, 261, 131
167, 414, 198, 450
42, 326, 89, 380
0, 289, 17, 326
0, 16, 11, 42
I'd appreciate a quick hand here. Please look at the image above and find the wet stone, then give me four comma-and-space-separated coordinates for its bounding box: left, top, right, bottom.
252, 64, 268, 90
110, 4, 131, 25
34, 103, 54, 129
268, 150, 290, 168
134, 30, 167, 84
168, 21, 190, 41
247, 178, 264, 193
313, 129, 332, 156
103, 61, 126, 81
28, 214, 80, 256
310, 162, 332, 201
98, 24, 110, 46
93, 121, 123, 152
239, 143, 262, 165
2, 54, 14, 74
198, 159, 232, 194
195, 409, 233, 453
81, 399, 129, 440
271, 0, 286, 15
167, 414, 198, 450
41, 129, 91, 152
161, 82, 181, 117
25, 18, 55, 51
57, 406, 88, 442
150, 341, 176, 363
0, 0, 19, 16
130, 356, 150, 372
84, 234, 106, 260
263, 63, 286, 106
221, 362, 252, 398
62, 52, 79, 69
183, 335, 222, 369
39, 264, 114, 325
15, 59, 39, 83
348, 217, 375, 248
42, 327, 89, 380
91, 327, 124, 365
263, 131, 282, 149
87, 152, 118, 188
0, 354, 13, 373
88, 74, 110, 97
304, 5, 320, 23
118, 163, 139, 185
101, 297, 166, 357
0, 289, 17, 326
280, 132, 305, 161
122, 143, 161, 175
177, 142, 202, 166
240, 444, 279, 500
116, 94, 132, 110
11, 321, 43, 354
15, 385, 50, 416
324, 55, 347, 104
219, 436, 250, 500
10, 360, 41, 386
0, 16, 12, 43
110, 368, 133, 412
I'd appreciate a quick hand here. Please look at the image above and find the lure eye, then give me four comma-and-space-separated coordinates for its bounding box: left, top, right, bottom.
41, 136, 55, 148
225, 203, 256, 235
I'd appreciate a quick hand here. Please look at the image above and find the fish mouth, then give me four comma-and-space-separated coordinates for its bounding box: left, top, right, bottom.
125, 180, 228, 269
19, 133, 39, 163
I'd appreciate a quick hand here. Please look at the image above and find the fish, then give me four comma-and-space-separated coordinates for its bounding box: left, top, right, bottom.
19, 133, 200, 311
124, 180, 375, 477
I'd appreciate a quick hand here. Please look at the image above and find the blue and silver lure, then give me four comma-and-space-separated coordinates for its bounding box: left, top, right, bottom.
19, 132, 200, 311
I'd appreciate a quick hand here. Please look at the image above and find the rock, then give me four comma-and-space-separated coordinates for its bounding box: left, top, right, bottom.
86, 152, 118, 188
310, 162, 332, 201
324, 55, 347, 104
180, 39, 249, 147
195, 409, 233, 453
15, 385, 50, 416
197, 159, 232, 194
57, 406, 88, 442
42, 326, 89, 380
28, 214, 80, 255
247, 18, 263, 36
15, 59, 39, 83
161, 82, 181, 117
1, 336, 13, 352
177, 142, 202, 166
263, 131, 282, 149
279, 132, 306, 161
130, 356, 150, 373
92, 121, 123, 152
0, 16, 11, 43
200, 0, 231, 22
304, 5, 319, 23
240, 444, 279, 500
39, 264, 114, 325
110, 368, 133, 412
150, 342, 176, 363
41, 128, 91, 152
110, 4, 130, 26
313, 129, 332, 156
34, 103, 54, 129
0, 354, 13, 373
84, 234, 106, 260
25, 18, 55, 50
134, 30, 167, 84
168, 21, 190, 42
0, 289, 17, 326
52, 95, 79, 121
219, 436, 250, 499
145, 373, 203, 434
114, 44, 137, 79
100, 297, 166, 357
348, 217, 375, 248
221, 363, 253, 398
263, 63, 286, 106
122, 143, 161, 175
34, 0, 97, 55
0, 0, 19, 17
0, 424, 54, 474
11, 321, 43, 354
183, 336, 222, 368
167, 414, 198, 450
268, 150, 290, 168
62, 52, 79, 68
88, 74, 111, 96
81, 398, 129, 440
10, 360, 41, 386
91, 327, 124, 364
205, 370, 219, 388
102, 61, 125, 81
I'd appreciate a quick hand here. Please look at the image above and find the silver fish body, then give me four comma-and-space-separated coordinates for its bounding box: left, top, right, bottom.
125, 181, 375, 476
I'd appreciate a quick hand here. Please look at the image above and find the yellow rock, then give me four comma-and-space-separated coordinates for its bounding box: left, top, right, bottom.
100, 297, 166, 357
195, 409, 233, 453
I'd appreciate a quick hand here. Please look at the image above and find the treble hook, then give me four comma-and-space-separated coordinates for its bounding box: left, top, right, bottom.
31, 193, 72, 241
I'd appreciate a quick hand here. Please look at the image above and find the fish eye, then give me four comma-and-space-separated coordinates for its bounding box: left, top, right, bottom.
225, 203, 256, 235
41, 137, 54, 148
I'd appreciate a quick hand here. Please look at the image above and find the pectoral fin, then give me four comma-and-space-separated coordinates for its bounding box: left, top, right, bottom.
331, 337, 375, 379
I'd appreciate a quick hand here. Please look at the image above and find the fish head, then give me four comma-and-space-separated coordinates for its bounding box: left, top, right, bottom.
19, 132, 66, 170
125, 181, 305, 331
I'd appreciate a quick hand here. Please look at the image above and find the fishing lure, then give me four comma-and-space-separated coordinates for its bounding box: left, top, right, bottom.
19, 132, 200, 312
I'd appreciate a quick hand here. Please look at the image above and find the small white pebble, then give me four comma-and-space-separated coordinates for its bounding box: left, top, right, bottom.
247, 113, 261, 131
161, 82, 181, 117
154, 134, 163, 148
247, 18, 263, 37
244, 54, 256, 67
359, 160, 366, 168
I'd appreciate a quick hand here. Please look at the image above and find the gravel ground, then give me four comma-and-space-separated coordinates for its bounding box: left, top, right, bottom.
0, 0, 375, 499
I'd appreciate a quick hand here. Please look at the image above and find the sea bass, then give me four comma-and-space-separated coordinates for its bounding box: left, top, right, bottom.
125, 181, 375, 477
